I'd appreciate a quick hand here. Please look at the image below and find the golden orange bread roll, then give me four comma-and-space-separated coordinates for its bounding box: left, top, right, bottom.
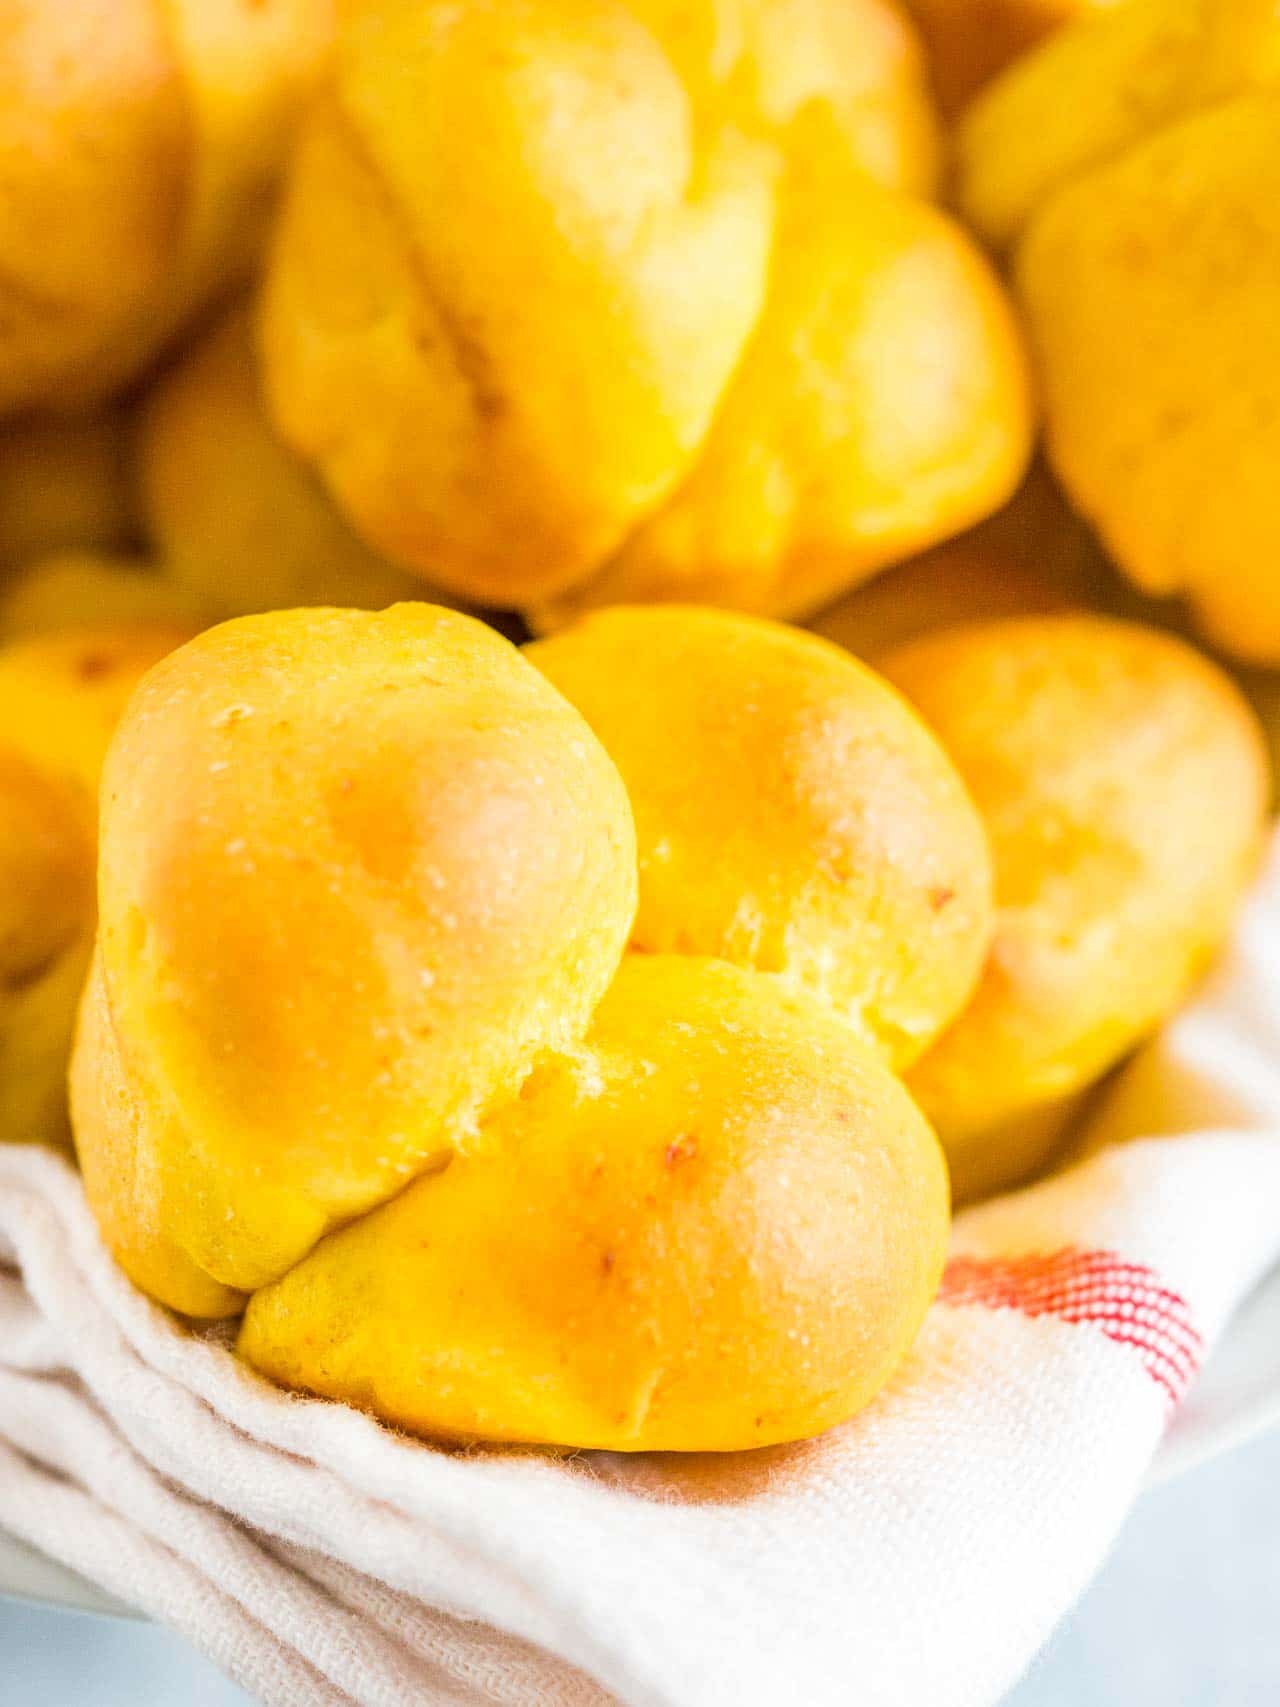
903, 0, 1110, 118
1014, 96, 1280, 665
0, 625, 192, 795
957, 0, 1279, 253
71, 605, 638, 1312
815, 466, 1174, 1190
138, 304, 443, 619
0, 0, 333, 415
527, 606, 993, 1068
815, 467, 1278, 816
238, 953, 949, 1452
0, 625, 190, 1144
811, 463, 1108, 663
0, 750, 94, 1145
880, 615, 1269, 1202
528, 168, 1032, 629
625, 0, 941, 197
0, 751, 91, 998
0, 412, 137, 570
0, 553, 207, 640
956, 0, 1280, 663
261, 0, 1031, 613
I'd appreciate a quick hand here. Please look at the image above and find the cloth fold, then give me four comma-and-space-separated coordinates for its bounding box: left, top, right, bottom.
4, 837, 1280, 1707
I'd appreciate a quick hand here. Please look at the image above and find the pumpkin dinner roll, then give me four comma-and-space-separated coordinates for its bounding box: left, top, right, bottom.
239, 954, 950, 1452
957, 0, 1280, 254
0, 625, 191, 796
137, 304, 433, 620
261, 0, 1030, 614
0, 625, 190, 1146
957, 0, 1280, 663
882, 615, 1269, 1202
528, 164, 1031, 630
0, 0, 334, 415
0, 553, 206, 641
625, 0, 941, 198
71, 605, 638, 1314
528, 606, 993, 1068
0, 751, 94, 1147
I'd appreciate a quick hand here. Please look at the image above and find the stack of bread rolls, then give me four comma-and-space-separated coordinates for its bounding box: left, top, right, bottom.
73, 604, 972, 1449
1, 0, 1277, 1455
62, 601, 1266, 1449
4, 0, 1036, 633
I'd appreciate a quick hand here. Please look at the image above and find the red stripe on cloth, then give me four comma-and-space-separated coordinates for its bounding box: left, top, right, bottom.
939, 1248, 1204, 1408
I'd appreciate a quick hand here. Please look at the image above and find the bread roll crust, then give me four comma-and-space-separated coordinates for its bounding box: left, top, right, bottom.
956, 0, 1280, 662
528, 606, 994, 1068
138, 303, 431, 618
74, 605, 638, 1302
0, 553, 206, 641
884, 615, 1268, 1199
0, 626, 187, 1147
260, 0, 1031, 613
239, 954, 949, 1452
0, 0, 333, 413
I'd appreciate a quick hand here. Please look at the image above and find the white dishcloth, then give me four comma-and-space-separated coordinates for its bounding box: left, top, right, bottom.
3, 839, 1280, 1707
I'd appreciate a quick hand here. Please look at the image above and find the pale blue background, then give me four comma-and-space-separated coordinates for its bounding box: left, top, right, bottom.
3, 1426, 1278, 1705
